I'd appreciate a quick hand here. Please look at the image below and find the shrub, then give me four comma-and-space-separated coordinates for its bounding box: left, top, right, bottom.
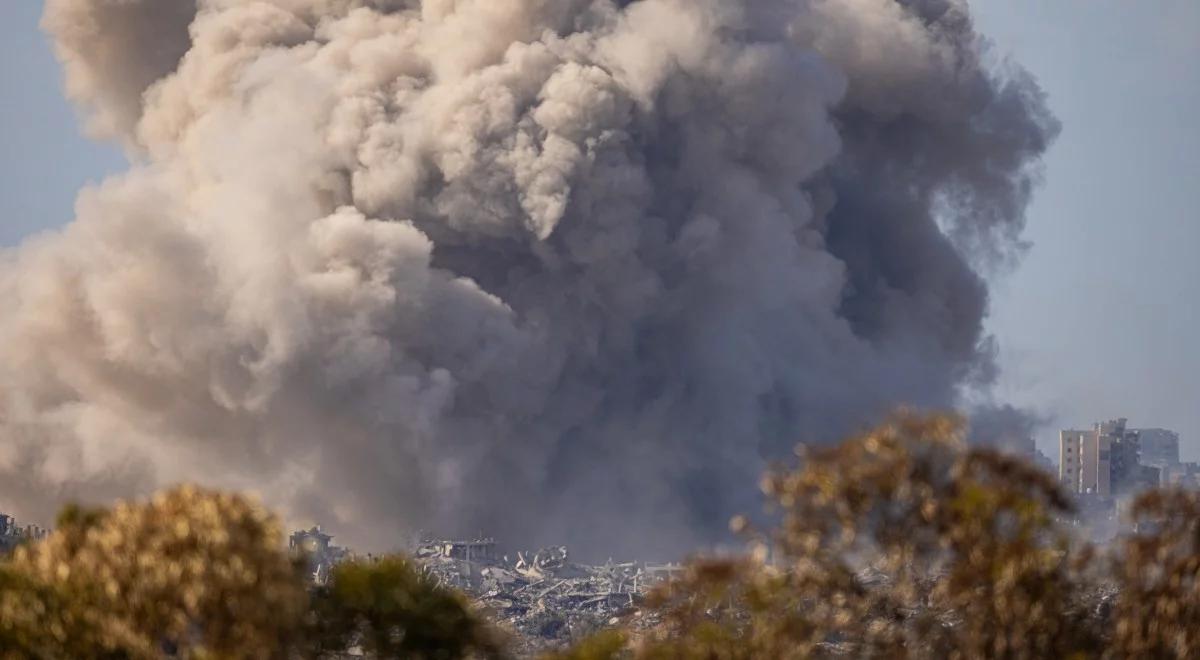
1110, 489, 1200, 657
0, 485, 507, 659
0, 486, 307, 658
562, 412, 1107, 659
308, 555, 510, 659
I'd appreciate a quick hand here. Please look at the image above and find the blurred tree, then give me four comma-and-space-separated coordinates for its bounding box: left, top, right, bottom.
7, 415, 1200, 659
0, 486, 508, 659
1110, 489, 1200, 658
307, 555, 510, 659
0, 486, 308, 658
540, 629, 627, 660
558, 412, 1106, 659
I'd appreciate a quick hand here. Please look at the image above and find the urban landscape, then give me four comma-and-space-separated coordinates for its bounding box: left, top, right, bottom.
3, 415, 1191, 654
1, 0, 1197, 656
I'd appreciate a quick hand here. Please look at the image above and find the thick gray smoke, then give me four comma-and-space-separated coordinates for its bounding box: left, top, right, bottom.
1, 0, 1057, 556
968, 403, 1048, 455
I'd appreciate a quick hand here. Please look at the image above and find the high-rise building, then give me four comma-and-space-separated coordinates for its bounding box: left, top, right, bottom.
1104, 419, 1142, 496
1060, 418, 1141, 496
1059, 429, 1089, 492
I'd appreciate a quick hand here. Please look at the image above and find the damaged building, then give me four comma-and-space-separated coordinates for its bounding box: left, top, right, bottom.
411, 537, 681, 654
289, 526, 350, 585
294, 526, 682, 654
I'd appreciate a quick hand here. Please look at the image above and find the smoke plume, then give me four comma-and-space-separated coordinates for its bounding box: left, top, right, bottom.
2, 0, 1057, 556
968, 403, 1048, 456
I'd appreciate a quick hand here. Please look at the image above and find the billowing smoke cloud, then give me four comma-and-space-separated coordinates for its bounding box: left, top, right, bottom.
42, 0, 195, 141
2, 0, 1057, 556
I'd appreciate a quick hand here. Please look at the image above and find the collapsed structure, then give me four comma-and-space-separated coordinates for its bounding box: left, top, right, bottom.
289, 526, 351, 586
291, 528, 681, 653
414, 536, 683, 653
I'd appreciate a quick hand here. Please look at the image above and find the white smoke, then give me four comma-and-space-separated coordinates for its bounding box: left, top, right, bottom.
1, 0, 1057, 555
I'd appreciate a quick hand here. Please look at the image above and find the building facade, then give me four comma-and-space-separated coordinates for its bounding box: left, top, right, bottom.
1135, 428, 1180, 468
1060, 418, 1142, 496
289, 526, 349, 585
1060, 429, 1089, 492
1104, 419, 1142, 496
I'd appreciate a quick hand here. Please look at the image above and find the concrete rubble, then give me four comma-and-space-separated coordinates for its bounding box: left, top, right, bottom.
412, 536, 683, 654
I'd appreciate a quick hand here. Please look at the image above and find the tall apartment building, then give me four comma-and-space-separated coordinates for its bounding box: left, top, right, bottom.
1059, 428, 1090, 493
1060, 418, 1142, 496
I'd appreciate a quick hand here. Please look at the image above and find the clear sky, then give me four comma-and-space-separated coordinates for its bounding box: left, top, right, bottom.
971, 0, 1200, 458
0, 2, 125, 245
0, 1, 1197, 459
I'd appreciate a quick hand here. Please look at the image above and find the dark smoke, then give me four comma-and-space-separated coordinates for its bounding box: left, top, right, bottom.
968, 403, 1049, 455
0, 0, 1057, 557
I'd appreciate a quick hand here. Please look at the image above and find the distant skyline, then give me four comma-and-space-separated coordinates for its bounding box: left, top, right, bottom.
1, 1, 1197, 459
972, 0, 1200, 459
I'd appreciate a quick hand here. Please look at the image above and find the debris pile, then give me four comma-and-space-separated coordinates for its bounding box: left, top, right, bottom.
414, 537, 681, 654
286, 528, 684, 653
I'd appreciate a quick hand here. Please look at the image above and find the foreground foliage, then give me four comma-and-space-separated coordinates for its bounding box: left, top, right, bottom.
0, 487, 503, 659
310, 556, 509, 659
1110, 489, 1200, 657
0, 486, 307, 658
3, 413, 1200, 658
560, 413, 1200, 660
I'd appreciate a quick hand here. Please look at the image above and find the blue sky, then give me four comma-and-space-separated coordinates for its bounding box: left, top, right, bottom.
0, 2, 125, 244
972, 0, 1200, 457
0, 1, 1197, 458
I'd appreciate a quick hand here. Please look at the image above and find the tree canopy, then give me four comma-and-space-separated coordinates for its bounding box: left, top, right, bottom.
3, 413, 1200, 659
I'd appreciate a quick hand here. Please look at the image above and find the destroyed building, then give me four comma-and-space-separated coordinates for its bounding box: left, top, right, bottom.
415, 536, 498, 563
290, 528, 682, 655
289, 526, 350, 585
410, 536, 684, 654
425, 541, 665, 653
